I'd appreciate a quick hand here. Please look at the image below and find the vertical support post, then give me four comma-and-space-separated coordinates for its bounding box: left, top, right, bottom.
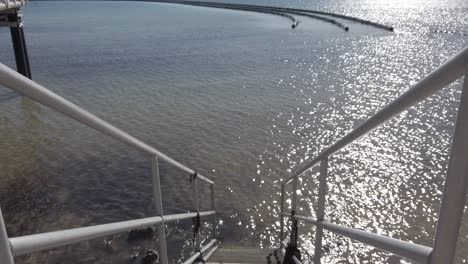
314, 158, 328, 264
288, 176, 299, 248
292, 177, 298, 213
430, 65, 468, 264
0, 208, 14, 264
279, 183, 285, 244
210, 183, 216, 239
151, 156, 168, 264
9, 10, 31, 79
192, 174, 201, 250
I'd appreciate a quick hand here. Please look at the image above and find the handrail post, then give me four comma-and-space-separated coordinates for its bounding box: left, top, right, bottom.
210, 183, 216, 239
151, 156, 168, 264
0, 208, 14, 264
292, 177, 298, 213
279, 183, 285, 244
314, 158, 328, 264
288, 176, 299, 249
192, 174, 201, 251
430, 64, 468, 264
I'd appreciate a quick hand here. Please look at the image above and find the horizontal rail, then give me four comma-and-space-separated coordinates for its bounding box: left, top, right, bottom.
182, 239, 217, 264
202, 244, 218, 261
0, 63, 213, 185
284, 46, 468, 185
9, 211, 215, 256
293, 214, 432, 263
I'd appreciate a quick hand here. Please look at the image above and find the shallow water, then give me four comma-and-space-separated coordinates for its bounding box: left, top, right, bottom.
0, 0, 467, 263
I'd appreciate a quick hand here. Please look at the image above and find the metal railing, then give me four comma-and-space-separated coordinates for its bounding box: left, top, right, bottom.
279, 45, 468, 264
0, 62, 218, 264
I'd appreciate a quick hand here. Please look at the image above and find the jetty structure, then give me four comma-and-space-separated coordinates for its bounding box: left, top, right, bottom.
0, 0, 467, 263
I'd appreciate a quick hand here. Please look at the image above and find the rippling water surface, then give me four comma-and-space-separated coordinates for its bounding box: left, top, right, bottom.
0, 0, 467, 263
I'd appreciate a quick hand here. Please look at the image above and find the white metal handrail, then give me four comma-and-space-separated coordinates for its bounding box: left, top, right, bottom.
0, 62, 217, 264
9, 211, 215, 257
182, 239, 217, 264
279, 46, 468, 264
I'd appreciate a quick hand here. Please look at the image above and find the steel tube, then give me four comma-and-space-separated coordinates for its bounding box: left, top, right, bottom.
285, 46, 468, 183
0, 208, 14, 264
182, 239, 217, 264
292, 178, 298, 213
9, 211, 215, 257
192, 176, 201, 250
0, 63, 213, 185
294, 214, 432, 263
430, 64, 468, 264
289, 176, 299, 248
313, 158, 328, 264
10, 25, 30, 78
151, 156, 168, 264
202, 244, 218, 261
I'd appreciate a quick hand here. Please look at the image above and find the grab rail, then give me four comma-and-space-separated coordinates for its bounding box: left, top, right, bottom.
0, 62, 217, 264
9, 211, 215, 257
279, 46, 468, 264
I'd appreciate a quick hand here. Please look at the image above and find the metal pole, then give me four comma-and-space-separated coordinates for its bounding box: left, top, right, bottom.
151, 156, 168, 264
9, 11, 31, 79
430, 64, 468, 264
18, 25, 31, 78
0, 207, 14, 264
292, 177, 298, 213
279, 183, 285, 244
314, 158, 328, 264
192, 175, 200, 250
288, 176, 299, 249
210, 184, 216, 239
